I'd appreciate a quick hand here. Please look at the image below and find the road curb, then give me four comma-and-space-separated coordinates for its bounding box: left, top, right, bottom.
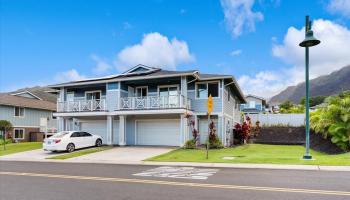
1, 158, 349, 172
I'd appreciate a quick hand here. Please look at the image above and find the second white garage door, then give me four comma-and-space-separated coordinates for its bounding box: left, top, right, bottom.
136, 120, 181, 146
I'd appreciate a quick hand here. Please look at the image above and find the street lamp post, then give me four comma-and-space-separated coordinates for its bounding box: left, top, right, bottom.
299, 15, 320, 160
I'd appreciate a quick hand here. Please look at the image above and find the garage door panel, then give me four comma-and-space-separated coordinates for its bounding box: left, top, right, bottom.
136, 120, 180, 146
81, 121, 107, 144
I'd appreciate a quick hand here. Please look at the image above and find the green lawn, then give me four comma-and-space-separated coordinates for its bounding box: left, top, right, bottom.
148, 144, 350, 166
0, 142, 42, 156
47, 146, 112, 160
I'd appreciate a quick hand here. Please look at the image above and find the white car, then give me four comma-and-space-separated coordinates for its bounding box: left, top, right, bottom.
43, 131, 103, 152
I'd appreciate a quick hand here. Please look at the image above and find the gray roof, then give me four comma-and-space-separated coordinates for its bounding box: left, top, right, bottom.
0, 93, 56, 111
11, 86, 57, 103
48, 65, 246, 102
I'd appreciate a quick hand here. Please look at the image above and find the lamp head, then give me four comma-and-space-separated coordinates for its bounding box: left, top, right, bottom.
299, 30, 320, 47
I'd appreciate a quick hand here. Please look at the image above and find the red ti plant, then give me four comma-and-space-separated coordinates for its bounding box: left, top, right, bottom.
189, 120, 199, 141
208, 121, 217, 142
234, 122, 250, 144
241, 122, 250, 142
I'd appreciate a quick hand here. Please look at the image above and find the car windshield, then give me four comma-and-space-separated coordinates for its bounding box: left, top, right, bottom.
50, 131, 69, 138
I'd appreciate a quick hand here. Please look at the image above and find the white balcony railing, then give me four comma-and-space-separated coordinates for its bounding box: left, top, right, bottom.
119, 95, 190, 110
57, 99, 106, 112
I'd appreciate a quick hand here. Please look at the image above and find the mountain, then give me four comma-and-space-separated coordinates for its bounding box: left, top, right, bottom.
269, 65, 350, 104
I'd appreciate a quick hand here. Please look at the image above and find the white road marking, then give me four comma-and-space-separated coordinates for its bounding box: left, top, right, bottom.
133, 166, 219, 180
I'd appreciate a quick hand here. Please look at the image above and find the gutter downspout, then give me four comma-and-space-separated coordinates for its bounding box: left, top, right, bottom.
187, 71, 200, 84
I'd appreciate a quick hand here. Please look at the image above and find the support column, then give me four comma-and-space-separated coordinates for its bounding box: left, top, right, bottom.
57, 117, 65, 132
119, 115, 126, 146
106, 116, 113, 145
180, 76, 188, 108
180, 115, 189, 146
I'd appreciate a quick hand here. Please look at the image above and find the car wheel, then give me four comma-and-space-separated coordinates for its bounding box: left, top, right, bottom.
66, 143, 75, 153
95, 139, 102, 147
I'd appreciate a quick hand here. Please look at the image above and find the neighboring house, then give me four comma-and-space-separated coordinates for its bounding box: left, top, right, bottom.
49, 64, 246, 147
0, 88, 57, 142
240, 94, 267, 114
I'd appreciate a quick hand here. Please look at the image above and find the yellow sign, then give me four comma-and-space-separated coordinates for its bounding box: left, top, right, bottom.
207, 94, 213, 114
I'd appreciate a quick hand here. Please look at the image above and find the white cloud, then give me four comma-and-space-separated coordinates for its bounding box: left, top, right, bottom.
54, 69, 86, 83
91, 54, 112, 75
238, 70, 290, 98
327, 0, 350, 18
116, 32, 195, 70
239, 19, 350, 98
230, 49, 242, 56
220, 0, 263, 37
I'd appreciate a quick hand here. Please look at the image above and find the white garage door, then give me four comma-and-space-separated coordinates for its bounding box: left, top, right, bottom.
136, 120, 180, 146
81, 121, 107, 144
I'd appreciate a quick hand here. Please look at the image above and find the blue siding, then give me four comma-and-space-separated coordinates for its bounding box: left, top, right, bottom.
0, 105, 53, 127
188, 91, 222, 113
107, 82, 119, 90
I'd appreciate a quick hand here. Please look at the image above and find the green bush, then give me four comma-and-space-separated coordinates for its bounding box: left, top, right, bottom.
184, 139, 196, 149
310, 91, 350, 151
209, 137, 223, 149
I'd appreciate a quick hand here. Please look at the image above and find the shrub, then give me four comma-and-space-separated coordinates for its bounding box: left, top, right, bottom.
310, 91, 350, 151
209, 137, 223, 149
184, 139, 196, 149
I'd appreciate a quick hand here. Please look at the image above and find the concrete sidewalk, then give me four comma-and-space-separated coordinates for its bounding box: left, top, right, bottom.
1, 158, 349, 172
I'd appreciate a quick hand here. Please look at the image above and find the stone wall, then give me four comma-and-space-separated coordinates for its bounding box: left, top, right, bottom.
253, 127, 345, 154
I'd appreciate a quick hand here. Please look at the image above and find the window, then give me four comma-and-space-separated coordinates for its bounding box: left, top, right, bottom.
80, 132, 92, 137
158, 86, 178, 96
86, 91, 101, 100
66, 92, 74, 102
14, 128, 24, 139
71, 132, 80, 137
227, 91, 231, 102
196, 82, 219, 98
14, 107, 24, 117
135, 87, 148, 97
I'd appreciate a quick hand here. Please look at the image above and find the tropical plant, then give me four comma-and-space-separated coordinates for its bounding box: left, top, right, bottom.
310, 91, 350, 150
184, 139, 196, 149
208, 121, 223, 149
0, 120, 13, 150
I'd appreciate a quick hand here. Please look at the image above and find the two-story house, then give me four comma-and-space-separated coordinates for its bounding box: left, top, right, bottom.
0, 87, 57, 142
240, 94, 267, 114
49, 65, 245, 147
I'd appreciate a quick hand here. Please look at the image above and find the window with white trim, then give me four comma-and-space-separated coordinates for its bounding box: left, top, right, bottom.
196, 82, 219, 98
14, 128, 24, 139
14, 106, 24, 117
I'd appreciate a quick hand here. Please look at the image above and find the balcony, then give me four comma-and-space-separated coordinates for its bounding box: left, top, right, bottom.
119, 95, 190, 110
57, 99, 106, 112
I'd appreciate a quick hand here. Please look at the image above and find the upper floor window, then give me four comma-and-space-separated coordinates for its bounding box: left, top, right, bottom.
196, 82, 219, 98
14, 106, 24, 117
135, 86, 148, 97
158, 86, 178, 96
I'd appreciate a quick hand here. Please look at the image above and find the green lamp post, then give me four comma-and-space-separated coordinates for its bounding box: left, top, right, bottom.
299, 16, 320, 160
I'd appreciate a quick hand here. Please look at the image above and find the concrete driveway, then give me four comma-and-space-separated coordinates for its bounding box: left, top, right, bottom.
0, 149, 66, 161
67, 146, 174, 163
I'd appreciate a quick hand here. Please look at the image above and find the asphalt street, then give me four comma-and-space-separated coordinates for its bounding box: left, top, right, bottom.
0, 161, 349, 200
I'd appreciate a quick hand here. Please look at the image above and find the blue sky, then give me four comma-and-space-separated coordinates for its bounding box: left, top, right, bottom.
1, 0, 350, 97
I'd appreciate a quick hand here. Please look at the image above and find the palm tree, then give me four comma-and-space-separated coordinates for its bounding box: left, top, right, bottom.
0, 120, 13, 150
